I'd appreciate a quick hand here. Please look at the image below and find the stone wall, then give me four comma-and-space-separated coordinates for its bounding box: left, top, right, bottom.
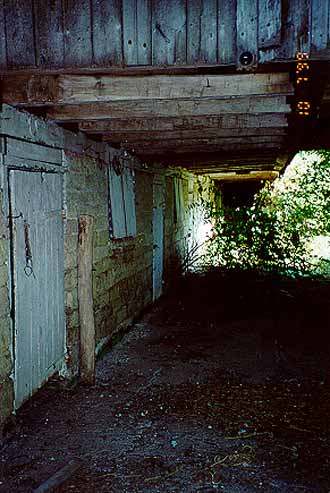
0, 105, 213, 443
63, 153, 155, 374
0, 183, 14, 442
164, 172, 213, 283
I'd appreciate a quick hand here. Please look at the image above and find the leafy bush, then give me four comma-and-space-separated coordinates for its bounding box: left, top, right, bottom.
202, 151, 330, 278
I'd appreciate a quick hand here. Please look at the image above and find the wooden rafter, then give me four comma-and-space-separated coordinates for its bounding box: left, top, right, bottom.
2, 73, 293, 105
101, 127, 286, 143
207, 170, 279, 181
132, 142, 283, 157
1, 70, 296, 177
119, 136, 284, 151
46, 96, 290, 122
143, 149, 285, 170
79, 113, 289, 133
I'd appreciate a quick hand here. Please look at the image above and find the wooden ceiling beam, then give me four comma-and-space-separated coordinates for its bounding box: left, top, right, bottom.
186, 167, 277, 175
133, 142, 283, 156
79, 113, 288, 133
145, 150, 278, 161
208, 171, 279, 181
101, 127, 286, 143
182, 160, 279, 170
142, 151, 280, 167
120, 136, 284, 150
160, 149, 294, 174
2, 73, 293, 106
47, 95, 290, 122
183, 162, 277, 172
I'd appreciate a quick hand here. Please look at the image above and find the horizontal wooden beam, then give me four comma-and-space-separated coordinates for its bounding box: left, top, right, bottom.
101, 127, 286, 144
48, 95, 290, 122
2, 72, 293, 106
183, 162, 277, 173
79, 113, 289, 133
1, 58, 329, 78
120, 135, 284, 151
209, 170, 279, 181
133, 142, 284, 157
144, 150, 280, 167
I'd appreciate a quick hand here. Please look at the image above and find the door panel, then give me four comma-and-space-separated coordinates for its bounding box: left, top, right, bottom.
9, 170, 65, 409
152, 178, 165, 301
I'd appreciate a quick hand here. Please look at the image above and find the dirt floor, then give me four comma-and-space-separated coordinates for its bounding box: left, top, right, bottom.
1, 271, 330, 492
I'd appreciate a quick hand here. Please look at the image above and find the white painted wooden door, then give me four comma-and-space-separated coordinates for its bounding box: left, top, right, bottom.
152, 177, 165, 301
9, 170, 65, 409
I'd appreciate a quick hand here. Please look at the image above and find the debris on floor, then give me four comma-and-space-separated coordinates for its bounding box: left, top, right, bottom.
1, 272, 330, 492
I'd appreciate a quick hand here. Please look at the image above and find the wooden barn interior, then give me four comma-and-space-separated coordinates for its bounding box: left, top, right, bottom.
0, 1, 330, 491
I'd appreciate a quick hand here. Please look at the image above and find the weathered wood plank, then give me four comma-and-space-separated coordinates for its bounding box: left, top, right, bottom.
3, 156, 65, 173
92, 0, 123, 66
2, 73, 293, 105
2, 75, 61, 104
122, 167, 137, 237
108, 156, 127, 238
123, 0, 151, 65
0, 0, 6, 68
48, 95, 291, 121
10, 171, 65, 409
4, 0, 35, 68
152, 149, 279, 166
78, 215, 95, 386
184, 155, 290, 172
276, 0, 310, 59
34, 0, 64, 67
121, 135, 285, 150
6, 138, 62, 165
311, 0, 330, 51
185, 162, 277, 172
63, 0, 92, 67
187, 0, 218, 64
0, 104, 84, 153
236, 0, 258, 66
0, 1, 328, 71
79, 113, 289, 133
102, 127, 286, 143
123, 0, 138, 65
258, 0, 281, 49
34, 459, 81, 493
134, 142, 284, 155
218, 0, 237, 64
208, 170, 279, 181
168, 153, 282, 168
152, 0, 187, 65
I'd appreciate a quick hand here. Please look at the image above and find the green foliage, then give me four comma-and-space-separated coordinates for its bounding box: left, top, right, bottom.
203, 151, 330, 278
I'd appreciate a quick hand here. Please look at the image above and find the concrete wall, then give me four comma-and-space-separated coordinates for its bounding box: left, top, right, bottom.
0, 105, 212, 443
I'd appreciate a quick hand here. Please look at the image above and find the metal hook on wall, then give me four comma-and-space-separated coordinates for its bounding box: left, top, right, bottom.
23, 220, 36, 279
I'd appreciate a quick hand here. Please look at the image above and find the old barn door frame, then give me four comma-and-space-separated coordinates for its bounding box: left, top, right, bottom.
8, 168, 65, 409
152, 175, 165, 301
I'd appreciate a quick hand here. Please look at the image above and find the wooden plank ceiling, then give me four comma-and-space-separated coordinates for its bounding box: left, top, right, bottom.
2, 71, 294, 179
1, 2, 329, 181
0, 0, 328, 71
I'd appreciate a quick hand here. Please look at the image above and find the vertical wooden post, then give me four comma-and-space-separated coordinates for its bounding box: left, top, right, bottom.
78, 215, 95, 385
